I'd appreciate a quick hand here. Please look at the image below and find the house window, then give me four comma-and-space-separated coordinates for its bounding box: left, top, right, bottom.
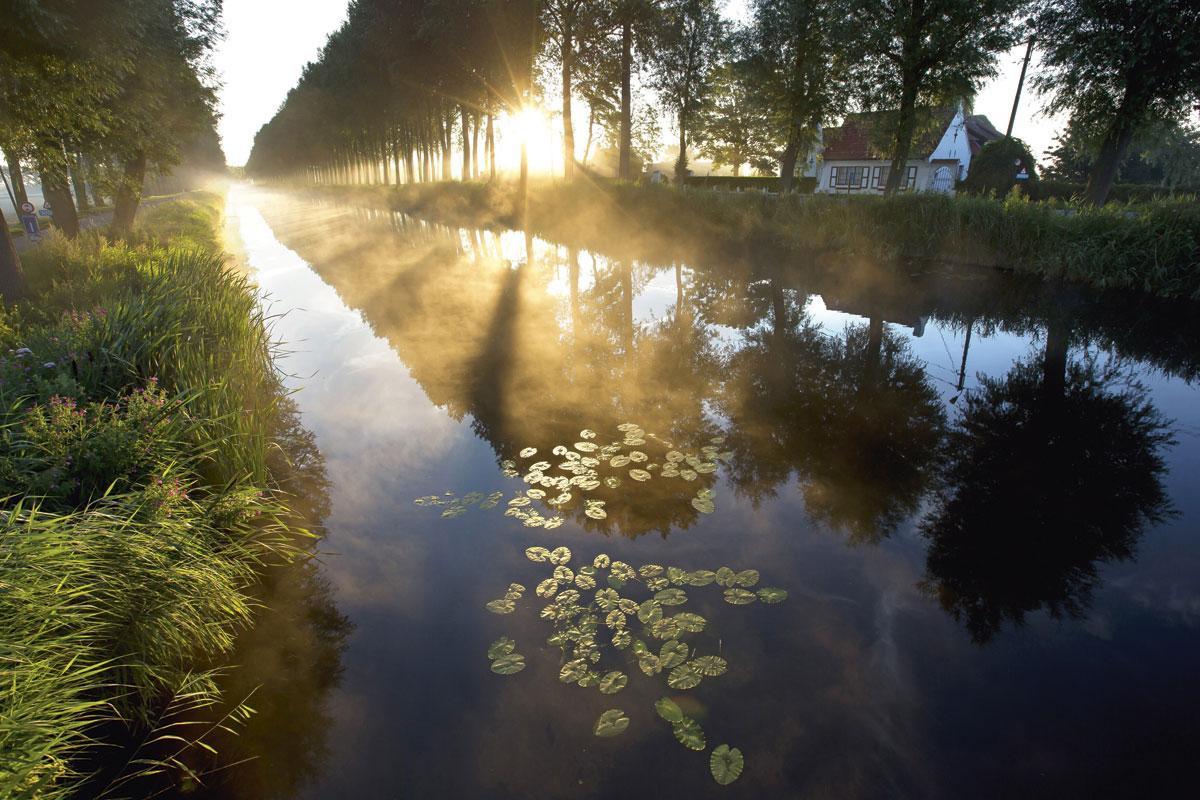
832, 166, 869, 189
901, 165, 917, 190
875, 166, 888, 188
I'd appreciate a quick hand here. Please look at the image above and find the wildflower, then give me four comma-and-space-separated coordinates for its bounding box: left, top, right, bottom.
15, 347, 31, 357
43, 362, 56, 369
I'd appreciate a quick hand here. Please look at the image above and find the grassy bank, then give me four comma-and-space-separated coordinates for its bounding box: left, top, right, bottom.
323, 180, 1200, 300
0, 193, 304, 798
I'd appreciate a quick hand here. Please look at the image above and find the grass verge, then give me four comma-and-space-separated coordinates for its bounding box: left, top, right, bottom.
0, 192, 306, 798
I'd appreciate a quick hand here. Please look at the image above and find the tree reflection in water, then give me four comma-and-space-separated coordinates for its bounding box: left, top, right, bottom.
920, 326, 1174, 644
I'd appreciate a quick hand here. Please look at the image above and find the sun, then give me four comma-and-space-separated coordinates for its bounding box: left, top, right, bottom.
494, 105, 559, 176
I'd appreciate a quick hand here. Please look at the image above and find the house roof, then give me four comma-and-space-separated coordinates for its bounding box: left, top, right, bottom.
821, 108, 1002, 162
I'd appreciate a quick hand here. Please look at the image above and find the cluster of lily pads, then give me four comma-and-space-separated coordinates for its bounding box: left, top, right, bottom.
414, 424, 731, 527
485, 544, 784, 786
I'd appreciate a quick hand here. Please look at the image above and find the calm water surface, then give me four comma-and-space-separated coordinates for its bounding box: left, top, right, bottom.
189, 186, 1200, 799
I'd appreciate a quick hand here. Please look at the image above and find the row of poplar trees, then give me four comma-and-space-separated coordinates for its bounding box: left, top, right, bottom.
0, 0, 223, 299
248, 0, 1200, 214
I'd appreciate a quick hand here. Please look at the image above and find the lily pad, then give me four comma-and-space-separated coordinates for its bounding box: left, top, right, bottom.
691, 496, 715, 513
674, 612, 707, 633
715, 567, 736, 587
691, 655, 728, 677
487, 637, 516, 659
734, 569, 760, 588
637, 600, 663, 625
655, 696, 684, 723
639, 564, 664, 578
612, 630, 632, 649
710, 744, 744, 785
672, 717, 705, 750
599, 671, 628, 694
629, 468, 652, 482
490, 654, 526, 675
553, 565, 574, 583
723, 588, 757, 605
536, 579, 559, 599
593, 708, 630, 737
609, 455, 631, 468
638, 654, 663, 676
654, 588, 688, 606
593, 554, 611, 569
646, 577, 670, 592
585, 505, 608, 520
659, 640, 689, 669
559, 659, 588, 683
648, 617, 681, 640
519, 447, 538, 458
668, 663, 703, 690
485, 599, 515, 614
549, 546, 572, 565
757, 587, 788, 604
686, 570, 716, 586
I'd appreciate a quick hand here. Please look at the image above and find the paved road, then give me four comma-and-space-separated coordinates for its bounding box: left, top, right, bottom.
13, 195, 182, 253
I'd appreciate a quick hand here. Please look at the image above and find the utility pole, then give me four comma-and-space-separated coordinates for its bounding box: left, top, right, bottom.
1007, 36, 1036, 138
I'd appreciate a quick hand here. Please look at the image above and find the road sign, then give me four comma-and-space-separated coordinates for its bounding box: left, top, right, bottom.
20, 214, 40, 237
19, 201, 35, 215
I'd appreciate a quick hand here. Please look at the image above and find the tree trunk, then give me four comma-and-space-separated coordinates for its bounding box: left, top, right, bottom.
884, 83, 919, 195
1084, 118, 1137, 206
5, 152, 28, 205
71, 153, 90, 212
0, 207, 27, 302
518, 139, 529, 226
619, 19, 633, 180
674, 105, 689, 182
582, 107, 595, 167
561, 26, 575, 180
472, 112, 481, 179
461, 106, 472, 180
487, 113, 496, 180
111, 150, 147, 237
778, 122, 802, 193
40, 160, 80, 238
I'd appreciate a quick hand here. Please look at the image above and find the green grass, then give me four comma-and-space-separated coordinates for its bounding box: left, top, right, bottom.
0, 193, 305, 798
326, 179, 1200, 299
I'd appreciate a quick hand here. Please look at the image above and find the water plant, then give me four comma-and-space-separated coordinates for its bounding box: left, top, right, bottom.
484, 543, 785, 785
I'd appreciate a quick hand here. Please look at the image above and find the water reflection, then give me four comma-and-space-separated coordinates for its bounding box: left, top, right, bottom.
920, 340, 1174, 643
258, 195, 1183, 639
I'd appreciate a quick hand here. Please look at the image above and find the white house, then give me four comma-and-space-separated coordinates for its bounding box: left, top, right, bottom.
814, 107, 1001, 195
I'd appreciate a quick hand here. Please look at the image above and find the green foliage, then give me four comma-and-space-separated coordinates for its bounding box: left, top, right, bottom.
961, 137, 1038, 196
0, 194, 305, 799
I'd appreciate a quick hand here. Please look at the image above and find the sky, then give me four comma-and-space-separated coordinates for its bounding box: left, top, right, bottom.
212, 0, 1065, 168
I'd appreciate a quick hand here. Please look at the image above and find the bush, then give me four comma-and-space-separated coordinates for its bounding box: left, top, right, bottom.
961, 137, 1038, 197
683, 175, 818, 193
1030, 181, 1200, 204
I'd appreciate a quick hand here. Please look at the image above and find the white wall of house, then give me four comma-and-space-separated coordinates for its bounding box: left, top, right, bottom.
816, 159, 944, 194
927, 108, 972, 182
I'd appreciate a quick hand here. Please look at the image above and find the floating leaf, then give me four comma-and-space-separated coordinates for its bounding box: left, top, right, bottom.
637, 600, 663, 625
674, 612, 707, 633
519, 447, 538, 458
487, 637, 516, 659
594, 588, 620, 611
715, 567, 736, 587
549, 547, 572, 565
575, 441, 598, 453
646, 577, 670, 592
486, 599, 515, 614
585, 505, 608, 520
490, 654, 526, 675
559, 659, 587, 684
723, 588, 757, 605
576, 574, 597, 590
580, 429, 597, 440
606, 608, 627, 629
593, 554, 611, 569
604, 476, 622, 488
691, 655, 728, 677
648, 617, 681, 640
667, 567, 686, 584
655, 697, 684, 723
628, 451, 648, 463
654, 588, 688, 606
612, 630, 632, 649
757, 587, 788, 604
710, 745, 744, 785
609, 455, 631, 468
668, 663, 703, 690
618, 599, 639, 615
578, 671, 601, 688
611, 561, 637, 581
553, 566, 574, 583
672, 717, 705, 750
599, 671, 628, 695
638, 654, 663, 676
629, 469, 652, 482
686, 570, 716, 587
691, 496, 715, 513
639, 564, 664, 578
734, 569, 760, 588
659, 640, 689, 669
593, 709, 630, 737
536, 579, 559, 599
617, 422, 639, 432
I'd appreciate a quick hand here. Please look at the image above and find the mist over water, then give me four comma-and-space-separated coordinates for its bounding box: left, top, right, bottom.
188, 185, 1200, 799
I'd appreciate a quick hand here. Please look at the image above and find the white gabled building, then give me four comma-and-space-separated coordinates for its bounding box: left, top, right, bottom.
814, 106, 1002, 195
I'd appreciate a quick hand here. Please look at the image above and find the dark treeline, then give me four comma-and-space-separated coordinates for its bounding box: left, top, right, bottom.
247, 0, 1200, 207
0, 0, 225, 299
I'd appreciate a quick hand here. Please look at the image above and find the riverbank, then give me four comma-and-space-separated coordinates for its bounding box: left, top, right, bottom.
311, 180, 1200, 300
0, 193, 308, 798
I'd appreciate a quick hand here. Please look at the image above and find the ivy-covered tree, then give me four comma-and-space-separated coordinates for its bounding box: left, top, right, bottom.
1034, 0, 1200, 205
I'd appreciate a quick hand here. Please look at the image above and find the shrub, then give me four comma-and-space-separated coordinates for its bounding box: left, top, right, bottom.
961, 137, 1039, 197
